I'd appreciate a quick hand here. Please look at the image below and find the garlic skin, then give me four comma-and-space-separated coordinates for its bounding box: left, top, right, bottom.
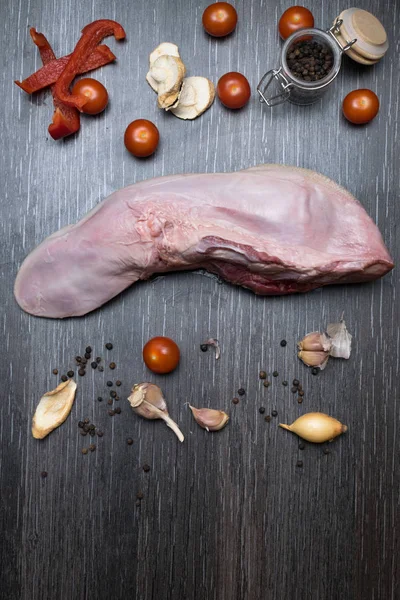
128, 382, 184, 442
201, 338, 220, 359
327, 319, 352, 359
279, 412, 347, 443
32, 379, 77, 439
189, 405, 229, 432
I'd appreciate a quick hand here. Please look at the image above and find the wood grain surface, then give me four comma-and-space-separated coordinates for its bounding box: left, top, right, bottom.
1, 1, 399, 599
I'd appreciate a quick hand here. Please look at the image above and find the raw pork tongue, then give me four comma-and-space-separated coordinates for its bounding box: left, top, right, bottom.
14, 164, 393, 318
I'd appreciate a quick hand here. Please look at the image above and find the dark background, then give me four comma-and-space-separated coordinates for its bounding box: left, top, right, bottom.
1, 1, 399, 599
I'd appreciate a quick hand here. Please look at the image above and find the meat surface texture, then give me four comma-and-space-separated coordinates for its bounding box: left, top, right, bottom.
14, 164, 394, 319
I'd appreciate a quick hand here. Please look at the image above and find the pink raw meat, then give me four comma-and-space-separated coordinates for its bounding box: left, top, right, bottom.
14, 164, 394, 318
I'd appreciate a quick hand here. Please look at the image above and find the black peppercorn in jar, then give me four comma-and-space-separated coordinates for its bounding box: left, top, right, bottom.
258, 23, 356, 106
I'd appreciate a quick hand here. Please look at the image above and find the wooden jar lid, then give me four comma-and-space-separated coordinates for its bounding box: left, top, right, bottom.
334, 8, 388, 64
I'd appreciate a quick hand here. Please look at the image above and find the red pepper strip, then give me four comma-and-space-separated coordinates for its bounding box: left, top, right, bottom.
30, 28, 80, 140
15, 44, 116, 94
53, 19, 125, 110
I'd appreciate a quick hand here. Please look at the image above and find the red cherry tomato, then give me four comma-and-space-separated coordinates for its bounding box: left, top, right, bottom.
124, 119, 160, 157
143, 337, 180, 374
217, 72, 251, 109
278, 6, 314, 40
342, 89, 380, 124
71, 78, 108, 115
202, 2, 238, 37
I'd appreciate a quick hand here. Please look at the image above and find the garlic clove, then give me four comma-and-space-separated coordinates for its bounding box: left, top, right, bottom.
189, 405, 229, 431
32, 379, 77, 439
279, 412, 347, 443
298, 331, 332, 352
327, 318, 352, 359
298, 349, 330, 368
128, 382, 184, 442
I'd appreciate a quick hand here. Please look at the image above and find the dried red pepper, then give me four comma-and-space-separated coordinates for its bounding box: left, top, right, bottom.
30, 28, 80, 140
15, 44, 116, 94
53, 19, 126, 110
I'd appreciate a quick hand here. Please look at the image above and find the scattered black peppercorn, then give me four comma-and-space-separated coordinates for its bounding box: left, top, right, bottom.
96, 357, 101, 363
200, 344, 208, 352
107, 399, 113, 405
238, 388, 245, 396
108, 410, 115, 416
67, 370, 74, 378
89, 430, 96, 437
75, 356, 82, 363
52, 368, 58, 375
85, 346, 92, 354
109, 362, 116, 370
97, 430, 104, 437
298, 390, 304, 397
297, 397, 303, 404
296, 460, 303, 468
83, 418, 89, 424
311, 367, 319, 375
115, 407, 121, 414
98, 366, 104, 372
282, 381, 288, 387
115, 395, 120, 401
265, 415, 272, 423
81, 448, 88, 455
271, 410, 278, 417
89, 444, 96, 452
136, 491, 144, 500
291, 386, 298, 393
110, 391, 117, 398
84, 352, 91, 359
273, 371, 279, 377
78, 368, 86, 376
116, 380, 122, 387
232, 397, 239, 405
143, 464, 151, 472
259, 407, 265, 414
91, 362, 98, 369
105, 343, 113, 350
81, 358, 87, 365
293, 379, 299, 386
299, 443, 305, 450
259, 370, 267, 379
106, 381, 113, 387
97, 396, 103, 402
88, 424, 95, 431
263, 380, 270, 388
61, 374, 68, 382
83, 424, 89, 433
280, 340, 287, 347
126, 438, 133, 445
78, 421, 84, 428
41, 471, 48, 478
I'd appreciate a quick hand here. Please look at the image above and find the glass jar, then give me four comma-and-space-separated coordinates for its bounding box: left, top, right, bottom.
257, 21, 356, 106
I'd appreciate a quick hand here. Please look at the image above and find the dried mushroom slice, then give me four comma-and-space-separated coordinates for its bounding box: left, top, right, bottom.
147, 42, 181, 92
146, 55, 186, 109
171, 77, 215, 120
32, 379, 77, 439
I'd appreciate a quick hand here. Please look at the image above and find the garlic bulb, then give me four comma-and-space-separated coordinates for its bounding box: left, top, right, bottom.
32, 379, 77, 439
279, 412, 347, 443
298, 317, 352, 369
189, 405, 229, 431
128, 382, 184, 442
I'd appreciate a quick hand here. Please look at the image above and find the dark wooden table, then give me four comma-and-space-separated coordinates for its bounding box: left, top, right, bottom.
1, 1, 399, 598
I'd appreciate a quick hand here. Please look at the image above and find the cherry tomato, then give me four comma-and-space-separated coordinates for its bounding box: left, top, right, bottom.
202, 2, 238, 37
143, 337, 180, 374
124, 120, 160, 157
278, 6, 314, 40
71, 78, 108, 115
217, 72, 251, 109
342, 89, 380, 125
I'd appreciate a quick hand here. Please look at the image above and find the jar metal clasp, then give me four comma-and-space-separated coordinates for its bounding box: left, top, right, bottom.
257, 67, 292, 106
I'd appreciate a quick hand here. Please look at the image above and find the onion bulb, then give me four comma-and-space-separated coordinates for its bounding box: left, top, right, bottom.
279, 412, 347, 443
